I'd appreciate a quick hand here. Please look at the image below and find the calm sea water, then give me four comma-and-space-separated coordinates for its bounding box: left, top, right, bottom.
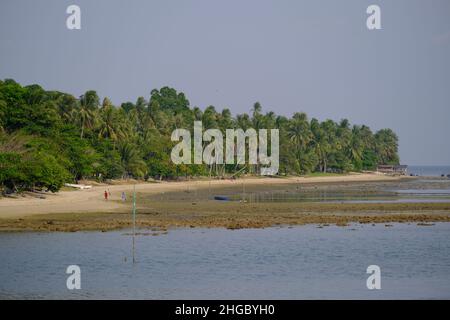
230, 174, 450, 203
409, 165, 450, 177
1, 223, 450, 299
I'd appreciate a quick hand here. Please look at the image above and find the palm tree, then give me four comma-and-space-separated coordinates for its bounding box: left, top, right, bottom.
202, 105, 218, 129
0, 99, 6, 133
287, 112, 313, 173
312, 119, 337, 173
236, 113, 251, 130
347, 125, 364, 166
192, 106, 203, 121
263, 111, 276, 129
218, 108, 234, 131
98, 100, 126, 142
311, 118, 327, 172
118, 142, 147, 178
288, 113, 312, 148
56, 94, 77, 122
147, 100, 160, 125
78, 91, 99, 139
334, 119, 351, 154
375, 129, 399, 164
358, 125, 375, 149
135, 96, 147, 114
275, 115, 288, 129
251, 102, 263, 130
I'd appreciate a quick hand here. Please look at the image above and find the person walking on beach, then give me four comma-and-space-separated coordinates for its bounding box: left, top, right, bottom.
121, 191, 126, 202
104, 190, 108, 200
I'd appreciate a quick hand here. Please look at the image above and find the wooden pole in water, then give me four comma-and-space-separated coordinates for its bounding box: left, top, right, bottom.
132, 184, 136, 264
242, 176, 246, 203
208, 163, 214, 199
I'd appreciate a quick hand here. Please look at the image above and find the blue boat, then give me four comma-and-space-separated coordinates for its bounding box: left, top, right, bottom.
214, 196, 230, 201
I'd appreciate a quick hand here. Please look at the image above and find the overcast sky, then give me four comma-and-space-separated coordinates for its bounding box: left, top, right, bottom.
1, 0, 449, 165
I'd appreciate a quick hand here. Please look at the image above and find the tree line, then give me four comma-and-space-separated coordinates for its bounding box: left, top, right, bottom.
0, 79, 399, 193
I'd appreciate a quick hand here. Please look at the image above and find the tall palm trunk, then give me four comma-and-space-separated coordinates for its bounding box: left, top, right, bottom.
80, 117, 85, 139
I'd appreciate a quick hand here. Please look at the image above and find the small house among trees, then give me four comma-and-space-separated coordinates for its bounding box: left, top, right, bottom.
377, 164, 408, 175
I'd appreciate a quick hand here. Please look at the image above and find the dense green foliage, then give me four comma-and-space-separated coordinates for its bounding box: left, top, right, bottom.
0, 79, 399, 193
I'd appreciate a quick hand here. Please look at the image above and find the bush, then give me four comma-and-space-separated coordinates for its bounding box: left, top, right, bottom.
0, 151, 70, 193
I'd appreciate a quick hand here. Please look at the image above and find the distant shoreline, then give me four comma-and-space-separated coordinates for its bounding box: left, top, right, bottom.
0, 173, 405, 218
2, 173, 449, 232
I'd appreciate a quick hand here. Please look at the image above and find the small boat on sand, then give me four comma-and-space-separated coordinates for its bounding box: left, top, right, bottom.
214, 196, 230, 201
64, 183, 92, 190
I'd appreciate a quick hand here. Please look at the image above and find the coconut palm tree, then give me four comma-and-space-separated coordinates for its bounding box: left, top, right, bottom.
287, 112, 313, 173
314, 119, 336, 172
251, 102, 263, 130
98, 100, 126, 142
347, 125, 364, 167
78, 91, 99, 139
236, 113, 251, 130
288, 113, 312, 148
0, 99, 6, 133
202, 105, 218, 129
375, 129, 399, 164
263, 111, 276, 129
118, 142, 148, 178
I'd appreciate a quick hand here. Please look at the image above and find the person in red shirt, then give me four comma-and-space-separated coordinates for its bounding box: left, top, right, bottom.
104, 190, 108, 200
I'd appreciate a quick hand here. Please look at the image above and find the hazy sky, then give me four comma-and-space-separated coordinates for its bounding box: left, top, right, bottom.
1, 0, 449, 165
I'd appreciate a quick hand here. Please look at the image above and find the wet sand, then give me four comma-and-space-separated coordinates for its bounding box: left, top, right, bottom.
1, 201, 449, 232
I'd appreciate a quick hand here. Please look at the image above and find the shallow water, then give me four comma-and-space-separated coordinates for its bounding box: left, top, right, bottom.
408, 165, 450, 177
1, 223, 450, 299
394, 189, 450, 195
230, 191, 450, 204
229, 177, 450, 204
